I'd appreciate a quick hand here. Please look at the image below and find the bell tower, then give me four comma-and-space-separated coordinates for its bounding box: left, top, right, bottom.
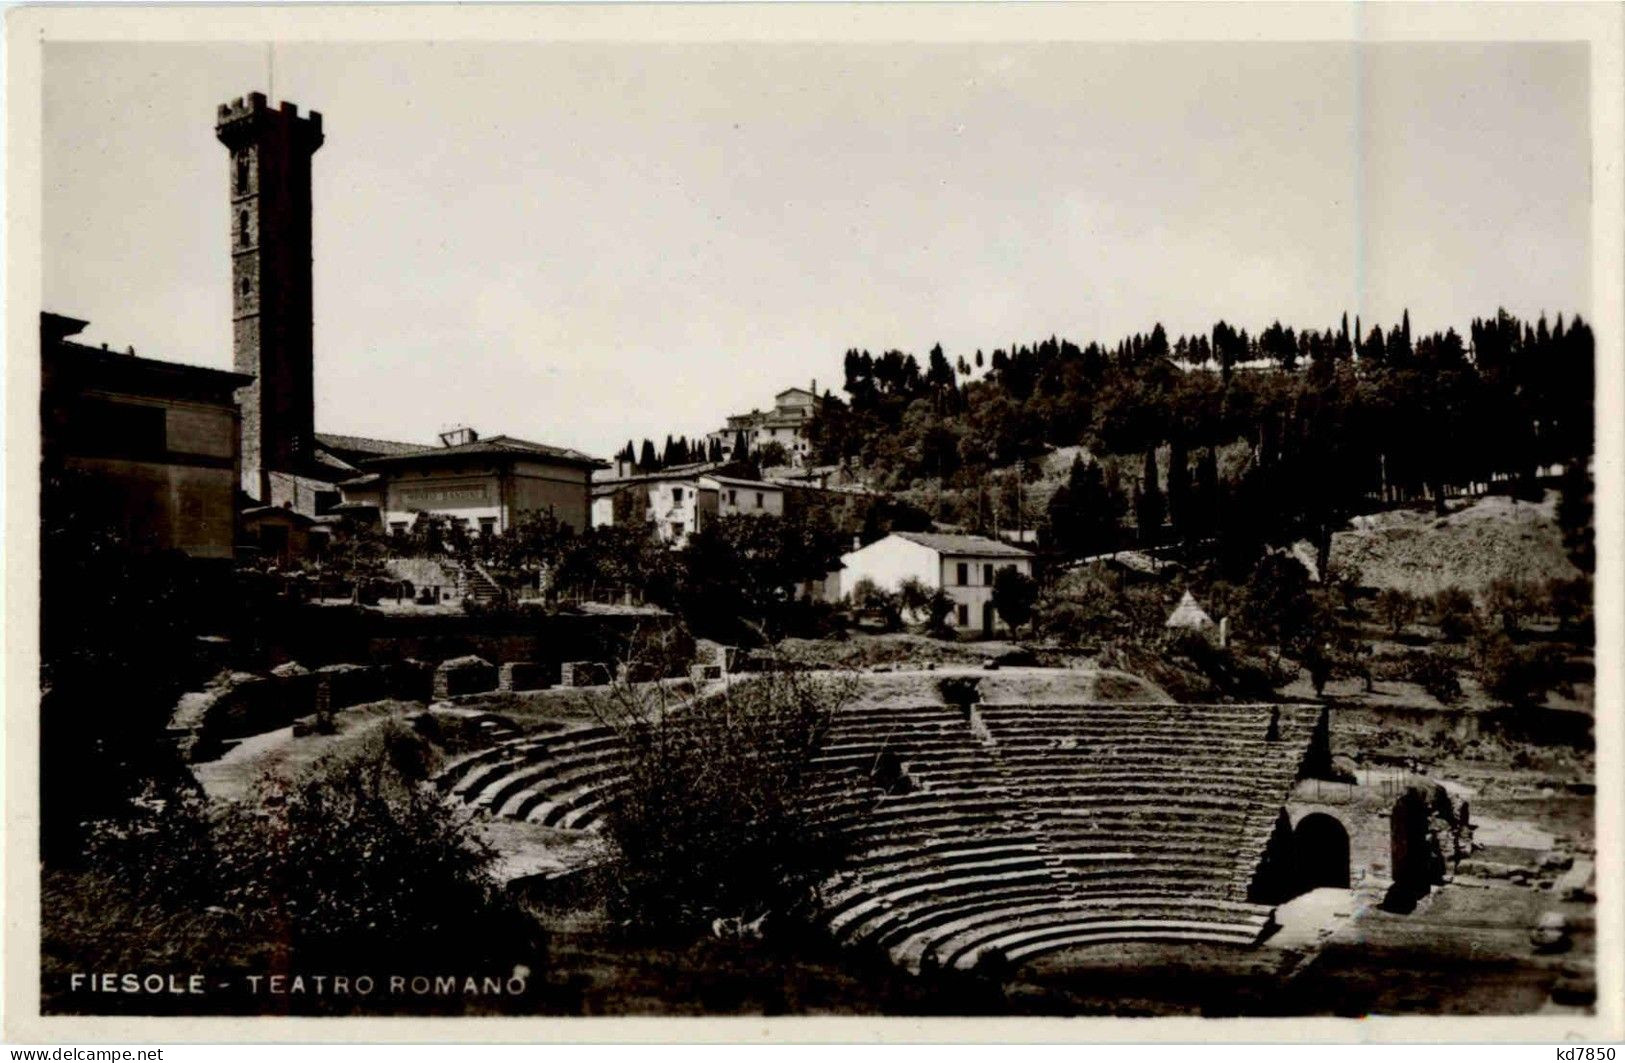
215, 92, 323, 499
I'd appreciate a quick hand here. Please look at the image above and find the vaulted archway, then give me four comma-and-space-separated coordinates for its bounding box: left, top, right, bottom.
1292, 812, 1351, 892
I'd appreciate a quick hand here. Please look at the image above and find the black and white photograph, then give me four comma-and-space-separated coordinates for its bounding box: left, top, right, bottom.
5, 2, 1621, 1044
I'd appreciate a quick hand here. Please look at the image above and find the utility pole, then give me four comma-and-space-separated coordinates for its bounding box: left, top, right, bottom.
1014, 459, 1025, 542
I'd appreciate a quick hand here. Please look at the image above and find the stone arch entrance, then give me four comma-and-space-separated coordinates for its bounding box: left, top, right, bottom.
1292, 812, 1351, 892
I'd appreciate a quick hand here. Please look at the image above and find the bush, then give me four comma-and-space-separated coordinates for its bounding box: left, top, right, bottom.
1475, 632, 1563, 707
80, 723, 540, 972
1375, 588, 1418, 636
591, 668, 857, 929
1432, 586, 1476, 641
1410, 653, 1463, 705
898, 577, 955, 635
849, 577, 902, 630
1482, 578, 1542, 634
1546, 577, 1592, 633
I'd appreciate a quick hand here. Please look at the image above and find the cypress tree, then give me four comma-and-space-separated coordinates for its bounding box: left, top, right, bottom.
1137, 447, 1164, 542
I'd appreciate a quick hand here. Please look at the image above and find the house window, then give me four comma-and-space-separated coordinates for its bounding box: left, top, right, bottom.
238, 210, 249, 245
956, 604, 969, 626
728, 490, 737, 504
671, 521, 685, 539
673, 487, 684, 503
983, 564, 993, 585
755, 492, 764, 509
389, 522, 407, 536
479, 517, 496, 538
235, 157, 249, 194
956, 562, 968, 586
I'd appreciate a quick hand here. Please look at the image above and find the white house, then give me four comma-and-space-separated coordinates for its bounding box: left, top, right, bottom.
832, 531, 1034, 634
590, 466, 789, 546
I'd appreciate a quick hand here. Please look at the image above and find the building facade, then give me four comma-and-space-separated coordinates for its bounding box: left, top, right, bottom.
707, 384, 823, 466
590, 465, 810, 546
350, 432, 605, 537
832, 531, 1033, 634
41, 313, 252, 561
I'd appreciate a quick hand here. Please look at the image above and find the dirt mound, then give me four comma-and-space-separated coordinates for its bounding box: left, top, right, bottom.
1330, 493, 1580, 596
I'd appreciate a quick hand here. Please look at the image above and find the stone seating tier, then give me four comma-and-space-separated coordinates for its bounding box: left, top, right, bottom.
430, 698, 1323, 972
469, 745, 627, 809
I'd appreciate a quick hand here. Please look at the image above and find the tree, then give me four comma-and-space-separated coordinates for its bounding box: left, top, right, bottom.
1557, 460, 1594, 573
1432, 586, 1476, 641
756, 440, 790, 467
1135, 447, 1164, 543
991, 567, 1038, 636
1046, 455, 1122, 559
591, 668, 856, 928
1474, 631, 1561, 707
1375, 588, 1418, 636
1547, 577, 1591, 635
897, 577, 933, 623
1482, 578, 1538, 634
1241, 552, 1313, 652
639, 438, 659, 471
848, 577, 902, 630
926, 343, 954, 390
679, 512, 845, 641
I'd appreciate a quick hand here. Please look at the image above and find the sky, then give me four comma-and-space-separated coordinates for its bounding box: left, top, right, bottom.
43, 41, 1590, 459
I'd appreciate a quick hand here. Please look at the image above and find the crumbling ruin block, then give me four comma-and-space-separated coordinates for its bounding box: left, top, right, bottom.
385, 658, 435, 701
616, 661, 658, 684
434, 655, 498, 698
314, 663, 384, 708
560, 660, 610, 687
499, 661, 553, 692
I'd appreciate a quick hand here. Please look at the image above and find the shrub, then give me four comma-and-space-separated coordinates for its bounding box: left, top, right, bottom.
849, 577, 902, 630
1482, 578, 1541, 634
1474, 632, 1562, 707
898, 577, 955, 635
591, 668, 857, 929
81, 723, 539, 972
1375, 588, 1418, 636
1432, 586, 1476, 641
1410, 653, 1463, 705
1546, 577, 1592, 633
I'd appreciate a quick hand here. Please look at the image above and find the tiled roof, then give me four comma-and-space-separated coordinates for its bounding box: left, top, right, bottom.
592, 461, 732, 486
362, 435, 606, 469
703, 474, 783, 490
314, 432, 426, 458
313, 449, 359, 474
890, 531, 1032, 558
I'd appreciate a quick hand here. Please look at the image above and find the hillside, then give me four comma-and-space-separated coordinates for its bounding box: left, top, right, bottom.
1330, 492, 1580, 596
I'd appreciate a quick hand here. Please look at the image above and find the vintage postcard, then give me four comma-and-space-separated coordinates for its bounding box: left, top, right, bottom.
4, 2, 1622, 1046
